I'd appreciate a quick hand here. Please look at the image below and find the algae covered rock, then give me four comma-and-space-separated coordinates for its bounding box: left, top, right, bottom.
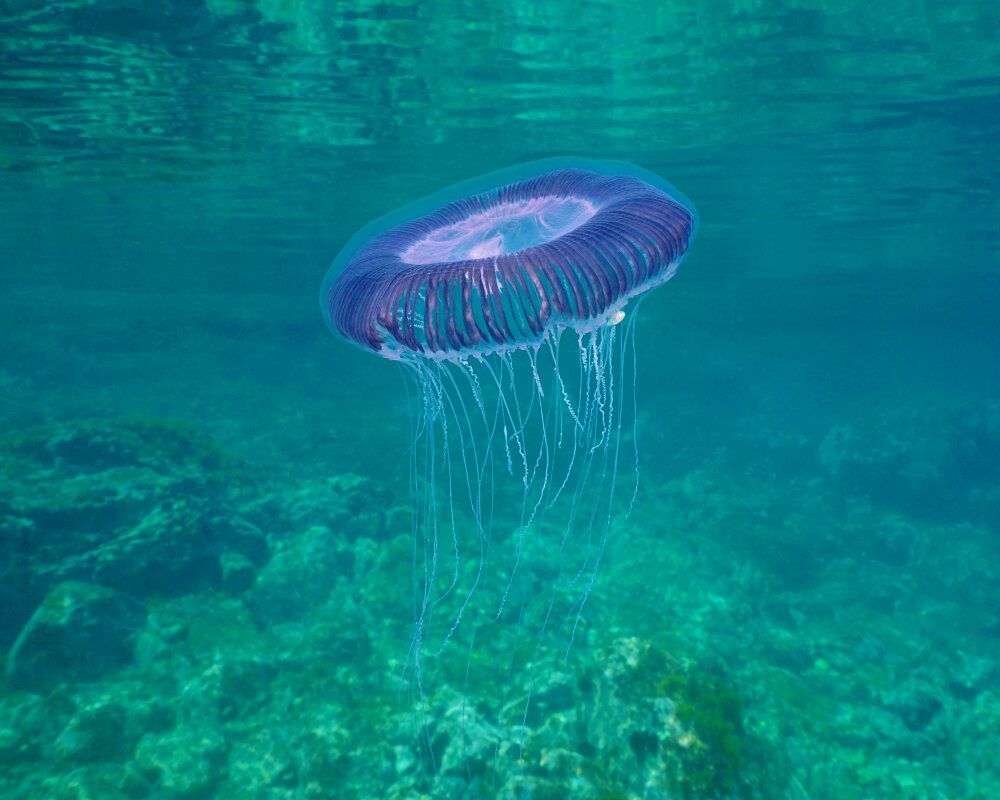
280, 473, 389, 540
42, 499, 217, 594
219, 551, 256, 593
52, 700, 127, 763
585, 637, 746, 798
226, 729, 297, 791
246, 524, 353, 624
5, 581, 145, 693
0, 418, 268, 647
134, 726, 228, 798
0, 693, 44, 766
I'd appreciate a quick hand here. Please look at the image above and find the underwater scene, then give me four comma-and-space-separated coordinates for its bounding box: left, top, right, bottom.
2, 1, 999, 799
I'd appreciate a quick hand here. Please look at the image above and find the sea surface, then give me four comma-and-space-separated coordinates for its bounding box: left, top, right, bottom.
1, 2, 999, 799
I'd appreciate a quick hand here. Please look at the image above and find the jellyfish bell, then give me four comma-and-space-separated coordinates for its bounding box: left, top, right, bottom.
319, 157, 697, 776
321, 157, 697, 361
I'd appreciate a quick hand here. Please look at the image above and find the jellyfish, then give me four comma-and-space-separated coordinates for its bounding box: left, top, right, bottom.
320, 157, 697, 767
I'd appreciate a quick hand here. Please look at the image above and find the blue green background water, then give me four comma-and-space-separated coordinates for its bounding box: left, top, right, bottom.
2, 1, 999, 798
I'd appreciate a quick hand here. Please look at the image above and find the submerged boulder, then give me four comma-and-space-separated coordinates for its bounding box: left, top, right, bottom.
819, 399, 1000, 525
245, 525, 352, 624
0, 418, 269, 648
5, 581, 145, 694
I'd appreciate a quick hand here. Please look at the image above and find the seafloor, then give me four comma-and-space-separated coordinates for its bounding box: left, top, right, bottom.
1, 294, 998, 800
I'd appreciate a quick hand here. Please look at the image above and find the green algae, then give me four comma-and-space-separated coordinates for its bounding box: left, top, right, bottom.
672, 672, 745, 796
607, 642, 747, 798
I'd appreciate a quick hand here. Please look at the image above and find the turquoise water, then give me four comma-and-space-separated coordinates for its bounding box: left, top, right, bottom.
2, 2, 999, 798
